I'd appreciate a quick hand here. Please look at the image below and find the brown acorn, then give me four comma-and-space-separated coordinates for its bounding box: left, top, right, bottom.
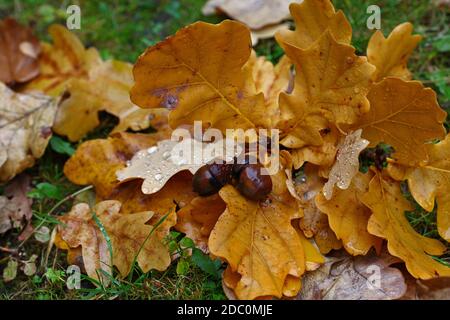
192, 163, 233, 196
235, 163, 272, 201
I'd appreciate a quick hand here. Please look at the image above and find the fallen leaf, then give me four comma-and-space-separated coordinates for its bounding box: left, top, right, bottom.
116, 137, 241, 195
202, 0, 292, 30
0, 174, 32, 234
175, 194, 226, 252
131, 20, 267, 132
367, 23, 422, 82
0, 18, 41, 85
64, 132, 166, 198
316, 171, 382, 255
351, 78, 447, 166
209, 185, 305, 299
405, 134, 450, 241
402, 276, 450, 300
297, 250, 407, 300
278, 31, 375, 149
360, 172, 450, 279
3, 259, 18, 282
250, 23, 290, 46
23, 24, 101, 97
275, 0, 352, 50
0, 83, 58, 182
322, 129, 369, 200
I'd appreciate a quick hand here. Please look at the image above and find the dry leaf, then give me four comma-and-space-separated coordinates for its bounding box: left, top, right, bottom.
352, 78, 446, 166
0, 174, 32, 234
297, 250, 407, 300
251, 23, 290, 46
116, 137, 241, 195
131, 20, 267, 132
368, 23, 422, 82
316, 171, 382, 256
58, 200, 175, 282
276, 0, 352, 50
0, 18, 41, 85
23, 24, 101, 97
402, 276, 450, 300
0, 82, 58, 182
202, 0, 292, 29
53, 60, 166, 141
64, 132, 166, 198
322, 129, 369, 200
278, 31, 375, 149
175, 194, 225, 252
405, 134, 450, 241
209, 185, 305, 299
360, 172, 450, 279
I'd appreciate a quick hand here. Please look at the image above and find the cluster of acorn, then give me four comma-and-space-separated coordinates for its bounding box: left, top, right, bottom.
192, 158, 273, 201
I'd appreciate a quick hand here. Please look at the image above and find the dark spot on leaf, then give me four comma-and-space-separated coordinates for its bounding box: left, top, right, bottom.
40, 126, 52, 139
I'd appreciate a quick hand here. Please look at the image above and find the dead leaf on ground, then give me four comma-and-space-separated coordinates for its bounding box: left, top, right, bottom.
0, 174, 32, 235
0, 82, 58, 182
402, 276, 450, 300
297, 250, 407, 300
0, 17, 41, 85
202, 0, 292, 30
250, 23, 290, 46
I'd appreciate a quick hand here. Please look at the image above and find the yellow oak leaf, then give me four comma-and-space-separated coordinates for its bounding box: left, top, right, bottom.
275, 0, 352, 50
131, 20, 267, 132
0, 83, 58, 182
405, 135, 450, 241
175, 194, 225, 252
316, 171, 382, 256
23, 24, 101, 97
209, 185, 305, 299
64, 132, 166, 198
246, 52, 292, 128
360, 173, 450, 279
368, 22, 422, 82
278, 31, 375, 148
53, 60, 165, 141
351, 78, 447, 166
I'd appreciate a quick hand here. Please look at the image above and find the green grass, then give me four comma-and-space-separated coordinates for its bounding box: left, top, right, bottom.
0, 0, 449, 300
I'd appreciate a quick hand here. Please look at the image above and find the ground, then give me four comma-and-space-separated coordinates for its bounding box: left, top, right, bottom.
0, 0, 449, 299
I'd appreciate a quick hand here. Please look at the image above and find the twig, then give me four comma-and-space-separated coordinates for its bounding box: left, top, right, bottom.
0, 246, 18, 254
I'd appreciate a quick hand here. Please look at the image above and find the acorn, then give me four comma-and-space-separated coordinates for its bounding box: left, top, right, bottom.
235, 163, 272, 201
192, 163, 233, 196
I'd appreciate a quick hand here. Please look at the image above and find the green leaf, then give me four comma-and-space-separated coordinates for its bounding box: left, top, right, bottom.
191, 248, 222, 279
28, 182, 64, 201
50, 136, 75, 156
3, 260, 18, 282
179, 237, 195, 249
176, 259, 190, 275
44, 268, 65, 284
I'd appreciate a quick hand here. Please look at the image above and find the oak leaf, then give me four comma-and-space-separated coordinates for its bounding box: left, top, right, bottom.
175, 194, 225, 252
322, 129, 369, 200
53, 60, 167, 141
209, 185, 305, 299
23, 24, 101, 97
275, 0, 352, 50
131, 20, 267, 132
0, 18, 41, 85
367, 23, 422, 82
64, 132, 166, 198
297, 250, 407, 300
278, 31, 375, 148
250, 23, 290, 46
402, 276, 450, 300
202, 0, 292, 30
360, 173, 450, 279
352, 78, 447, 166
405, 134, 450, 241
0, 83, 58, 182
316, 171, 382, 255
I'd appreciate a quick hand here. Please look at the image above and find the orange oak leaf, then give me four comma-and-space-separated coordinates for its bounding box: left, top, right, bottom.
367, 23, 422, 82
53, 60, 166, 141
278, 31, 375, 149
131, 20, 267, 132
351, 78, 447, 166
64, 132, 167, 198
405, 134, 450, 241
23, 24, 101, 97
175, 194, 225, 252
209, 185, 305, 299
316, 171, 382, 256
275, 0, 352, 50
360, 172, 450, 279
0, 18, 41, 85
